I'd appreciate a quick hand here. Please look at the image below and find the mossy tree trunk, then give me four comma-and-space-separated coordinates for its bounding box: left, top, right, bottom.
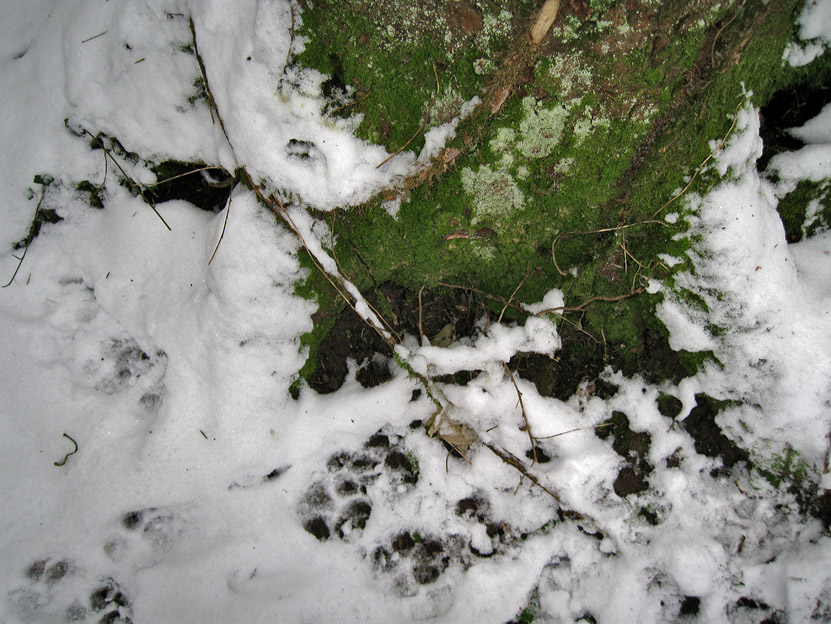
294, 0, 827, 391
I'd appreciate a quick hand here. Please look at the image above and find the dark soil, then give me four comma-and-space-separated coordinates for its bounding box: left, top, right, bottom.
596, 411, 653, 497
680, 394, 748, 476
758, 79, 831, 173
308, 282, 486, 393
146, 160, 235, 213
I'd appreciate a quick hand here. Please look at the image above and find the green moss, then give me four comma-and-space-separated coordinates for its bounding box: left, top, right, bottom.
756, 446, 812, 489
291, 249, 339, 386
776, 179, 831, 242
296, 0, 520, 155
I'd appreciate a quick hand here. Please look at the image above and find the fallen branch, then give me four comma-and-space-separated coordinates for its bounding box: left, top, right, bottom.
483, 441, 567, 508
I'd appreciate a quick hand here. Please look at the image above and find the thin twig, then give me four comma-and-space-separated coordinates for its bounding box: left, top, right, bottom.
209, 192, 232, 265
650, 97, 745, 220
328, 211, 354, 282
559, 312, 601, 344
438, 281, 527, 315
600, 326, 608, 360
322, 217, 400, 341
498, 262, 532, 323
710, 0, 748, 68
551, 219, 666, 276
484, 442, 567, 507
87, 131, 171, 230
244, 172, 400, 347
101, 149, 108, 187
533, 288, 644, 316
190, 17, 231, 144
418, 285, 426, 346
2, 188, 45, 288
327, 90, 372, 117
148, 166, 227, 188
536, 422, 612, 440
376, 119, 430, 169
81, 31, 107, 44
503, 363, 537, 463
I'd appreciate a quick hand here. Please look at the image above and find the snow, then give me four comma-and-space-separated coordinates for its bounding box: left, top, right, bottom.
783, 0, 831, 66
1, 1, 831, 623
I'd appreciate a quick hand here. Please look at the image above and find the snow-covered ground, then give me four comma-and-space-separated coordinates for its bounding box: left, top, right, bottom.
1, 1, 830, 623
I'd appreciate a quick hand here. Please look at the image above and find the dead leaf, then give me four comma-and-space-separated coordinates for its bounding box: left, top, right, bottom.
426, 407, 478, 457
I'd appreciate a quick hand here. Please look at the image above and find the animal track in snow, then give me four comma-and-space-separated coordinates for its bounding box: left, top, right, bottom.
5, 557, 133, 623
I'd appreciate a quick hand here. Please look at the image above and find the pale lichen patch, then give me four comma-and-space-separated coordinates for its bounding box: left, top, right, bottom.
573, 110, 611, 144
517, 97, 568, 159
547, 54, 594, 101
476, 10, 513, 55
461, 162, 524, 223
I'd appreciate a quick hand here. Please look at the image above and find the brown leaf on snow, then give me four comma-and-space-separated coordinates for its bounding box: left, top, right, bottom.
425, 407, 478, 458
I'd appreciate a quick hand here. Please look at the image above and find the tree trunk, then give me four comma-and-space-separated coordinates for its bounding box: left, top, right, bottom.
294, 0, 823, 393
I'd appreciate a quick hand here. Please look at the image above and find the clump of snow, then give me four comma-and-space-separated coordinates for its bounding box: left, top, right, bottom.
417, 96, 481, 164
783, 0, 831, 66
522, 288, 565, 315
657, 100, 831, 466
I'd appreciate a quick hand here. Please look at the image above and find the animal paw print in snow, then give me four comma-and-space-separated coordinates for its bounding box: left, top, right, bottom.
298, 429, 419, 542
371, 531, 466, 596
103, 506, 186, 567
369, 492, 520, 594
5, 557, 133, 623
